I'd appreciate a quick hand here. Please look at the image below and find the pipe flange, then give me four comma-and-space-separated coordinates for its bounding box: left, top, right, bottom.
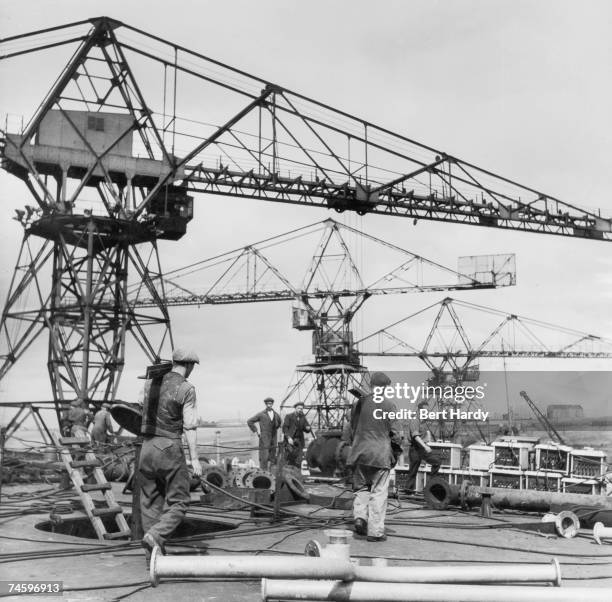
423, 476, 452, 510
229, 467, 249, 487
304, 539, 323, 557
282, 468, 310, 500
551, 557, 562, 587
459, 479, 473, 510
201, 465, 229, 490
593, 521, 607, 545
334, 440, 350, 468
149, 545, 160, 587
551, 511, 580, 539
244, 469, 276, 490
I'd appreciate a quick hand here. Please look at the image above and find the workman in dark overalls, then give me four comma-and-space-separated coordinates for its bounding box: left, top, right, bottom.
403, 402, 442, 492
347, 372, 402, 542
282, 401, 311, 468
247, 397, 282, 469
138, 348, 202, 562
67, 399, 92, 438
91, 402, 115, 444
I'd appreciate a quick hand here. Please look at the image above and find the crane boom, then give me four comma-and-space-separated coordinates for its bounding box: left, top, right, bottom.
519, 390, 566, 445
1, 17, 611, 241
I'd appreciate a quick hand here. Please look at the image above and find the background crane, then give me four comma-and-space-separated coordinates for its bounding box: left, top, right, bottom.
0, 17, 610, 432
357, 297, 612, 439
127, 218, 514, 428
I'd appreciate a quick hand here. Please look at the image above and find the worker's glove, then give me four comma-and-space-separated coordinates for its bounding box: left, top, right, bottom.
286, 437, 294, 446
190, 459, 203, 477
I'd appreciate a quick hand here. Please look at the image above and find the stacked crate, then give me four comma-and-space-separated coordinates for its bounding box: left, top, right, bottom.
489, 440, 533, 489
489, 469, 524, 489
467, 444, 495, 471
562, 449, 607, 495
427, 442, 462, 469
535, 444, 572, 473
524, 471, 563, 492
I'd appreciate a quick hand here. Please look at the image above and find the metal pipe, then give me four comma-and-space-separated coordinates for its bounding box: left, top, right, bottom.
149, 548, 355, 586
541, 511, 580, 538
424, 477, 612, 512
151, 546, 561, 587
593, 521, 612, 544
352, 558, 561, 585
262, 580, 612, 602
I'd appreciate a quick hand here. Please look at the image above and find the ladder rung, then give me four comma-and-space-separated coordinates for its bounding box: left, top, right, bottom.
59, 437, 90, 446
103, 529, 132, 540
70, 459, 101, 468
91, 506, 123, 517
81, 482, 112, 492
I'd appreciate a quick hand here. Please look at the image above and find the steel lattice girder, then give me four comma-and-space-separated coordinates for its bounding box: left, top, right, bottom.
0, 220, 173, 426
281, 364, 367, 431
0, 17, 611, 239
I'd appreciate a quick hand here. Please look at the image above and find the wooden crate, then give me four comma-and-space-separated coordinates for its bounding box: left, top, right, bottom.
524, 470, 562, 492
490, 469, 524, 489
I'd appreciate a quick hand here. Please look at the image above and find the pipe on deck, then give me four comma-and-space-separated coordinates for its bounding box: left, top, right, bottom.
150, 546, 561, 587
149, 548, 355, 586
353, 558, 561, 585
262, 580, 612, 602
424, 477, 612, 512
593, 521, 612, 544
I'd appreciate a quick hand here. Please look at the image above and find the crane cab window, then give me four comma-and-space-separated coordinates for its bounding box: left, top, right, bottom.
87, 116, 105, 132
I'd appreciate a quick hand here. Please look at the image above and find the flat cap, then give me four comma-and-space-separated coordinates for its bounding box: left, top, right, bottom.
172, 348, 200, 364
264, 397, 275, 404
293, 401, 305, 408
370, 372, 391, 388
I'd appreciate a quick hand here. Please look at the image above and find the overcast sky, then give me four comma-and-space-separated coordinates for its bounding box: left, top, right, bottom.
1, 1, 611, 423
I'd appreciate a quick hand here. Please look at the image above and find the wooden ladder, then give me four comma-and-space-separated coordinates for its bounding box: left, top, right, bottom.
54, 435, 131, 541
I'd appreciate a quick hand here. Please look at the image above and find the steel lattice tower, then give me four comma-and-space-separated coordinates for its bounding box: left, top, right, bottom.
0, 18, 180, 430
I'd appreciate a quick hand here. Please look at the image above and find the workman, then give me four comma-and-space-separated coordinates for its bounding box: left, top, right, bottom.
282, 401, 312, 468
138, 348, 203, 562
347, 372, 402, 542
67, 399, 92, 438
403, 401, 441, 492
247, 397, 282, 470
90, 402, 115, 444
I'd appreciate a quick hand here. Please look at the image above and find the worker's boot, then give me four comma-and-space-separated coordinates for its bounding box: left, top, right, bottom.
142, 532, 165, 567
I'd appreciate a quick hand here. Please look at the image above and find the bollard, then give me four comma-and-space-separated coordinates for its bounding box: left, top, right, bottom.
480, 492, 492, 518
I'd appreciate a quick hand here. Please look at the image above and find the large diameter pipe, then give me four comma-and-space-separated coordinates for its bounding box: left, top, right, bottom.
149, 548, 355, 586
353, 558, 561, 585
424, 477, 612, 512
262, 580, 612, 602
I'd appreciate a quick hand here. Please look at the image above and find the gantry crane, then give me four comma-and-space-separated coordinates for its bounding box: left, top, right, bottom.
129, 219, 514, 428
0, 17, 610, 431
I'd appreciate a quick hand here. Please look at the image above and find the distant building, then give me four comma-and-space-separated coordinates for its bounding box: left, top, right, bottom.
546, 404, 584, 421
